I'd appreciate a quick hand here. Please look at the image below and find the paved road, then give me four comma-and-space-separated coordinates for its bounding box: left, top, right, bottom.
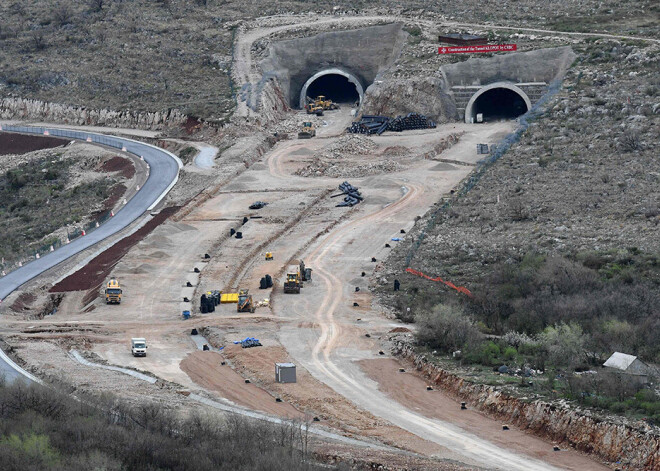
0, 125, 181, 383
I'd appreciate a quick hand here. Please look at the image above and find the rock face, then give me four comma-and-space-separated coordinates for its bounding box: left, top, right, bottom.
393, 341, 660, 470
439, 46, 576, 87
0, 98, 186, 130
361, 77, 458, 122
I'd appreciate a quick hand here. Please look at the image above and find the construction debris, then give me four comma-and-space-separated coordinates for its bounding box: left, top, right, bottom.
333, 181, 363, 207
347, 113, 437, 135
234, 337, 262, 348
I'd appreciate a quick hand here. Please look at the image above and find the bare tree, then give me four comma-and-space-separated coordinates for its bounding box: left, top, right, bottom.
52, 3, 73, 27
88, 0, 104, 13
620, 130, 642, 152
31, 30, 47, 51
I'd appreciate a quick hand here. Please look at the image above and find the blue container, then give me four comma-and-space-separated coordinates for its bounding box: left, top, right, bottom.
182, 310, 191, 320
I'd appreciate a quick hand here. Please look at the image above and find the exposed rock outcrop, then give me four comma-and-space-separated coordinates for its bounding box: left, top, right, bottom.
361, 77, 458, 123
0, 98, 186, 130
393, 341, 660, 470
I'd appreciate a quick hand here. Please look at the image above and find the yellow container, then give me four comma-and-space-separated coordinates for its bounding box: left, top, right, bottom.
220, 293, 239, 303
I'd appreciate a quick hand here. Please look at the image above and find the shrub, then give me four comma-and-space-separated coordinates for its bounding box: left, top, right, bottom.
538, 323, 587, 369
464, 341, 501, 366
415, 304, 480, 352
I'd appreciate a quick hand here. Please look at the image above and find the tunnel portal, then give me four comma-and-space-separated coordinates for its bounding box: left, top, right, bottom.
299, 68, 364, 109
464, 82, 532, 123
305, 74, 360, 106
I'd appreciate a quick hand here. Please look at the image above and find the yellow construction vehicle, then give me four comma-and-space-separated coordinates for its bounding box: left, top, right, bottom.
283, 265, 302, 294
104, 278, 122, 304
237, 289, 256, 313
265, 252, 273, 260
314, 95, 339, 111
298, 122, 316, 139
305, 103, 324, 116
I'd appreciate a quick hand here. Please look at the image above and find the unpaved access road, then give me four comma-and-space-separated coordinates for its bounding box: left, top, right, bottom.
3, 118, 609, 470
269, 129, 608, 470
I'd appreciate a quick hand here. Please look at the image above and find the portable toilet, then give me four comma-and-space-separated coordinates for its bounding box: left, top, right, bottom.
275, 363, 296, 383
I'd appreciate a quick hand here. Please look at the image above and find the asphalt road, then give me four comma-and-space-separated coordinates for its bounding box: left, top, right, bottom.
0, 125, 181, 383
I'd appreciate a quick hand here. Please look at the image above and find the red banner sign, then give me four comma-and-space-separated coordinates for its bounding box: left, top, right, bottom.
438, 44, 517, 54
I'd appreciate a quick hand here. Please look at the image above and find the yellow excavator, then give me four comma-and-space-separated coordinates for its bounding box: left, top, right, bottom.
237, 289, 256, 313
298, 122, 316, 139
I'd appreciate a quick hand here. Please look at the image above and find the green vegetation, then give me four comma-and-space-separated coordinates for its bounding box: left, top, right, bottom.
178, 146, 198, 165
400, 250, 660, 422
0, 379, 334, 471
0, 155, 114, 264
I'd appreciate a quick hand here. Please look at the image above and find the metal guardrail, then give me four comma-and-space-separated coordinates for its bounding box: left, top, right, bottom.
0, 125, 131, 274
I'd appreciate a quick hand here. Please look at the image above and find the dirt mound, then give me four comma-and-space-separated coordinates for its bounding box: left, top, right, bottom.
389, 327, 411, 333
313, 134, 377, 160
0, 132, 69, 155
100, 156, 135, 179
50, 207, 179, 292
294, 158, 402, 178
10, 292, 36, 312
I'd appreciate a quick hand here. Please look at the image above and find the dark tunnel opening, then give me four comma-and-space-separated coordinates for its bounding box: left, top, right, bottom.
472, 88, 529, 122
304, 74, 360, 105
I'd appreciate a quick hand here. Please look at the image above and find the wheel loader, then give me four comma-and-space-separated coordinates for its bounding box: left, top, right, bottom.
298, 122, 316, 139
314, 95, 339, 111
237, 289, 256, 313
283, 265, 302, 294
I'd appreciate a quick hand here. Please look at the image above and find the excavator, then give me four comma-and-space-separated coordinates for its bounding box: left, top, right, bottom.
237, 289, 256, 313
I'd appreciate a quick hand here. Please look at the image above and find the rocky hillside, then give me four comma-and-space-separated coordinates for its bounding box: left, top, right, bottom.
0, 0, 657, 124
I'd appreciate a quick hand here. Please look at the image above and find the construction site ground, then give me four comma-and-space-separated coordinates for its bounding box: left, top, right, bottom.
0, 111, 610, 470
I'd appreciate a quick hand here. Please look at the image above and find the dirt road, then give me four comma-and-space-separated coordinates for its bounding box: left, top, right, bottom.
0, 113, 612, 469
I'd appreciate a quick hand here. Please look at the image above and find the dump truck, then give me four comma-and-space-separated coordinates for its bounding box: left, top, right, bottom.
105, 278, 122, 304
237, 289, 256, 313
314, 95, 339, 111
305, 103, 324, 116
298, 122, 316, 139
131, 338, 147, 357
283, 265, 302, 294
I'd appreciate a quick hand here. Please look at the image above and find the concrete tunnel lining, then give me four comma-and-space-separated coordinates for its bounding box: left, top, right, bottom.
464, 82, 532, 123
299, 68, 364, 109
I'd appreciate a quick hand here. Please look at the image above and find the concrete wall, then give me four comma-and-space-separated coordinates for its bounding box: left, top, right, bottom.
260, 23, 407, 108
439, 47, 575, 120
440, 46, 576, 88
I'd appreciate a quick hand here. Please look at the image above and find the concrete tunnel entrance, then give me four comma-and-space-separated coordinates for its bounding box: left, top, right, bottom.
464, 82, 532, 123
299, 68, 364, 109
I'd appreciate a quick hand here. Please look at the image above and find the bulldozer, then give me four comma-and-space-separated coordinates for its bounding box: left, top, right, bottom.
305, 103, 324, 116
298, 122, 316, 139
237, 289, 256, 313
283, 265, 302, 294
314, 95, 339, 111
